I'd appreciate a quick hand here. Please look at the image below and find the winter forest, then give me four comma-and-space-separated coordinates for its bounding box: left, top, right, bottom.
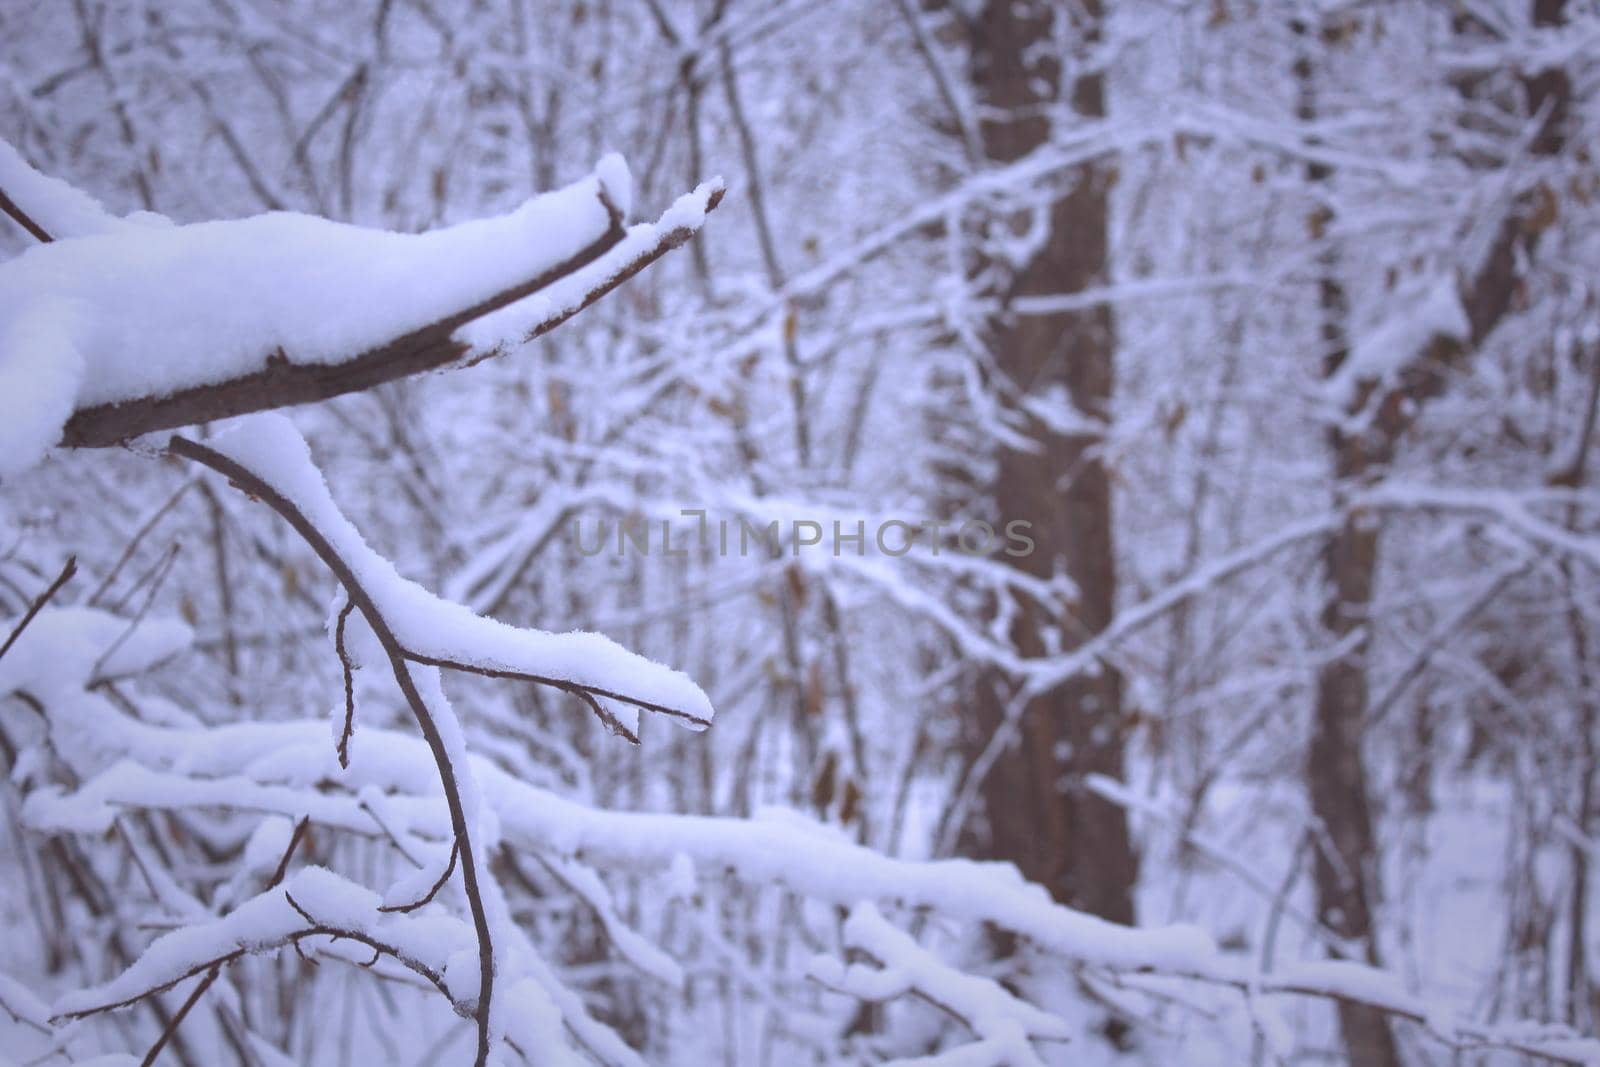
1, 0, 1598, 1064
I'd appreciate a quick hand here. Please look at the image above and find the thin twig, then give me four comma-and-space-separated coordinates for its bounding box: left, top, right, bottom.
267, 817, 313, 890
1363, 557, 1533, 730
91, 542, 181, 683
107, 537, 180, 616
403, 650, 710, 729
334, 600, 357, 768
460, 184, 726, 370
62, 917, 454, 1023
169, 434, 497, 1066
573, 688, 640, 745
0, 556, 77, 666
1251, 832, 1311, 1067
357, 796, 429, 868
379, 840, 458, 913
0, 184, 54, 242
87, 478, 197, 607
138, 816, 310, 1067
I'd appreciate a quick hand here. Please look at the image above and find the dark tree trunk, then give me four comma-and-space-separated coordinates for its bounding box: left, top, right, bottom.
1310, 457, 1405, 1067
961, 0, 1138, 927
1301, 4, 1569, 1062
1292, 17, 1405, 1062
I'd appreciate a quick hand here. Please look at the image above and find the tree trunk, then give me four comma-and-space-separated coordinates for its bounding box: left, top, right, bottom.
1293, 16, 1406, 1063
961, 0, 1139, 927
1302, 4, 1569, 1061
1310, 461, 1405, 1067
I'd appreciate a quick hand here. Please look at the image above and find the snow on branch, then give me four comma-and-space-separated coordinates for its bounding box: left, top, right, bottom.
455, 179, 724, 367
809, 902, 1072, 1067
174, 415, 713, 730
0, 554, 76, 665
1361, 482, 1600, 572
1322, 273, 1469, 416
0, 141, 724, 473
0, 139, 161, 241
51, 866, 471, 1021
0, 971, 52, 1036
14, 431, 1594, 1065
148, 413, 712, 1065
999, 512, 1341, 706
0, 604, 191, 704
28, 677, 1600, 1065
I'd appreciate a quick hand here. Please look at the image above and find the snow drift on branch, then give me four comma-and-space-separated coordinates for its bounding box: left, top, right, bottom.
204, 413, 715, 727
0, 144, 630, 477
0, 139, 171, 240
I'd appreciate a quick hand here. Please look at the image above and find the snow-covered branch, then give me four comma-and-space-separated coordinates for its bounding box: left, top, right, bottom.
33, 705, 1600, 1065
153, 413, 714, 1065
170, 416, 713, 731
0, 142, 723, 470
51, 866, 468, 1021
809, 902, 1072, 1067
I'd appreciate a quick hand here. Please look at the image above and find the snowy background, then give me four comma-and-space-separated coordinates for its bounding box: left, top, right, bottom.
2, 1, 1599, 1065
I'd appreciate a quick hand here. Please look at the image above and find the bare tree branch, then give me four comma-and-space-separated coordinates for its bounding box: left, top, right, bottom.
0, 184, 54, 242
334, 599, 357, 768
0, 556, 77, 666
378, 839, 458, 914
36, 183, 725, 452
167, 432, 501, 1065
58, 193, 624, 449
137, 816, 311, 1067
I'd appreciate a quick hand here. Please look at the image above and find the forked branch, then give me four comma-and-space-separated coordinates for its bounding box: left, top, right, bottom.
168, 424, 714, 1065
169, 433, 500, 1064
0, 145, 722, 453
61, 187, 724, 448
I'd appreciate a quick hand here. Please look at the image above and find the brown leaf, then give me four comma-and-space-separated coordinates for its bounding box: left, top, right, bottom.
839, 778, 863, 827
1162, 400, 1187, 441
811, 751, 838, 812
1320, 17, 1357, 47
1523, 182, 1559, 234
1307, 206, 1332, 240
803, 659, 825, 718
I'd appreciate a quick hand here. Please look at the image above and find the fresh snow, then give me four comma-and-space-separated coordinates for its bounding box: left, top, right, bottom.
24, 667, 1600, 1063
28, 706, 1214, 978
0, 144, 630, 477
203, 413, 714, 725
0, 605, 191, 698
0, 140, 168, 240
50, 865, 474, 1020
810, 901, 1072, 1067
457, 179, 724, 356
1323, 272, 1470, 412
